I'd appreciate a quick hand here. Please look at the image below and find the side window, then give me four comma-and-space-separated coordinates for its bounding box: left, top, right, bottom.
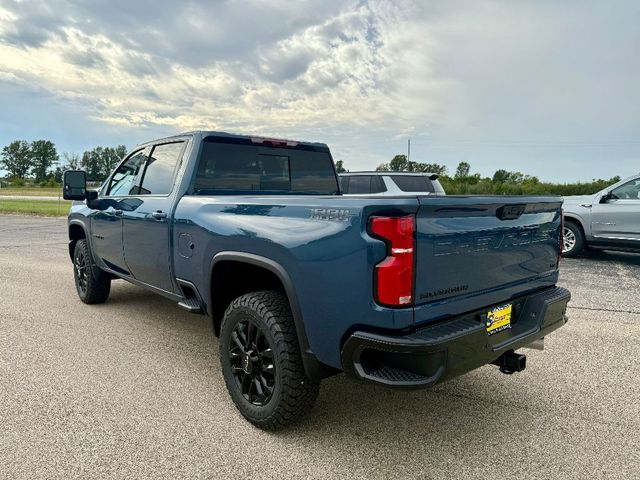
390, 175, 435, 193
346, 176, 372, 194
370, 176, 387, 194
610, 178, 640, 200
106, 150, 146, 197
139, 142, 185, 195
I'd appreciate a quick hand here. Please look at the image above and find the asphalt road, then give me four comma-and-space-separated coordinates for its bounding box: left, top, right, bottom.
1, 215, 638, 479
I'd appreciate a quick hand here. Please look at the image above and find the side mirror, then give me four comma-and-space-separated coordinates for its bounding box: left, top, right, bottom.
600, 192, 616, 203
63, 170, 87, 200
86, 190, 102, 210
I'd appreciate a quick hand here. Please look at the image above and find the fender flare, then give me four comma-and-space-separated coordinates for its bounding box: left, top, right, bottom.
208, 252, 338, 380
68, 219, 90, 261
209, 251, 312, 358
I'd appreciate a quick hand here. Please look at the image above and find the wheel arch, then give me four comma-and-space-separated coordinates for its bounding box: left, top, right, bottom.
68, 221, 88, 261
209, 252, 306, 340
563, 214, 587, 240
208, 252, 337, 381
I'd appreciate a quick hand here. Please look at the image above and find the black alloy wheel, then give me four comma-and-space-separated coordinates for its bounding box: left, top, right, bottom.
75, 248, 88, 295
229, 318, 276, 406
219, 291, 320, 429
73, 239, 111, 304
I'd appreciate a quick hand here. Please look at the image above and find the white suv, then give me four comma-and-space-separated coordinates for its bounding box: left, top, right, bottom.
562, 173, 640, 257
340, 172, 445, 196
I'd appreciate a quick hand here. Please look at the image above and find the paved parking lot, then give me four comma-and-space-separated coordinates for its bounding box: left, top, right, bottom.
1, 215, 639, 479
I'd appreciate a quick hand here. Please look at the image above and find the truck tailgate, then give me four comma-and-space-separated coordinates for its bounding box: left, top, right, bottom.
414, 196, 562, 307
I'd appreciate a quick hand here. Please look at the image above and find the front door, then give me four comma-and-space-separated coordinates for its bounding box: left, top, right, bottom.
90, 149, 147, 274
91, 206, 126, 274
591, 177, 640, 242
122, 140, 186, 293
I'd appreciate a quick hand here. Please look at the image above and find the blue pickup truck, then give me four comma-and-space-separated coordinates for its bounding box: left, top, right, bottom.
63, 131, 570, 429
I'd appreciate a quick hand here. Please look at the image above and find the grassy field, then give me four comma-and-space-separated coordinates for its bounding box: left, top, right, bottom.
0, 199, 71, 217
0, 187, 62, 197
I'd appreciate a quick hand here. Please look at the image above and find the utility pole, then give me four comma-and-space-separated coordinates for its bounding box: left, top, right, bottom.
407, 138, 411, 162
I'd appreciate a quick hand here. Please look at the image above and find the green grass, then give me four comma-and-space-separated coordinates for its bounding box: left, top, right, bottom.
0, 199, 71, 217
0, 186, 62, 196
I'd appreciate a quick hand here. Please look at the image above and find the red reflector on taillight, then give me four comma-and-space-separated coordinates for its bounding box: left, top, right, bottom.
370, 216, 415, 307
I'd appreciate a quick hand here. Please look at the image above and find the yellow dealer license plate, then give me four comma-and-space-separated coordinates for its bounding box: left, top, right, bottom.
486, 304, 512, 335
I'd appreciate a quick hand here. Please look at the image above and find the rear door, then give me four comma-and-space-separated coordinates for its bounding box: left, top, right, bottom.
413, 197, 562, 307
122, 140, 187, 293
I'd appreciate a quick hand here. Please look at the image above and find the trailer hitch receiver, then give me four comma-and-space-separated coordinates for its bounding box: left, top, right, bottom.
493, 350, 527, 375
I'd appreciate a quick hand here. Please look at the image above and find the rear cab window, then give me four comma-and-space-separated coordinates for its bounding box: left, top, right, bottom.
193, 137, 339, 195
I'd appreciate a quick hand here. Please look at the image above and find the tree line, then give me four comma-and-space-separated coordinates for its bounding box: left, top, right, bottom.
2, 139, 620, 196
1, 140, 128, 186
336, 154, 621, 196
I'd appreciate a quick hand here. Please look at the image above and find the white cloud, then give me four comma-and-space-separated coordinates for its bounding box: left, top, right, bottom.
0, 1, 434, 134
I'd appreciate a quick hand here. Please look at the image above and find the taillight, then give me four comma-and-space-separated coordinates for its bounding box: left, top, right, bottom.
369, 215, 415, 307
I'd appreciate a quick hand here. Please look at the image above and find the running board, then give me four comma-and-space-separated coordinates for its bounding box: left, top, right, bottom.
176, 278, 205, 314
178, 297, 203, 313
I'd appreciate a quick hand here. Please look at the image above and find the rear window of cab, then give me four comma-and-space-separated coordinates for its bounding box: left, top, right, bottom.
194, 138, 339, 195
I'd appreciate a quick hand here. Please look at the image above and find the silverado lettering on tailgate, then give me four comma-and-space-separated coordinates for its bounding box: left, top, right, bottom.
420, 284, 470, 300
433, 227, 555, 257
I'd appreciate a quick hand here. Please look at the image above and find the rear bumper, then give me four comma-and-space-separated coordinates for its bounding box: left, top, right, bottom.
341, 286, 571, 388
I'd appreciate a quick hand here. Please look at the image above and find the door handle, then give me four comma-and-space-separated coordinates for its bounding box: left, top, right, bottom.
152, 210, 167, 220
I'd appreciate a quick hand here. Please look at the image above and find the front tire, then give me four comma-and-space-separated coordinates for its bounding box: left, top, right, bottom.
563, 221, 585, 258
73, 239, 111, 304
219, 291, 320, 430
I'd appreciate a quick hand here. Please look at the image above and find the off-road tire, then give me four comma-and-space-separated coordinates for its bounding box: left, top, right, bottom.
73, 239, 111, 304
219, 290, 320, 430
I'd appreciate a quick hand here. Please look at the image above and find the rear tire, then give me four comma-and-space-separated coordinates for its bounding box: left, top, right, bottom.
563, 221, 585, 258
219, 290, 320, 430
73, 239, 111, 304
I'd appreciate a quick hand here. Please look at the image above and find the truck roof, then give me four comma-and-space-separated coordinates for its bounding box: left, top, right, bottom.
135, 130, 329, 150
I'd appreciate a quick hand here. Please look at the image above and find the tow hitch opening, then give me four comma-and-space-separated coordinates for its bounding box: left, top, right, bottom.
493, 350, 527, 375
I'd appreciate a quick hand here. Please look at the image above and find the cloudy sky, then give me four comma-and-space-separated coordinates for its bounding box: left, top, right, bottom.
0, 0, 638, 181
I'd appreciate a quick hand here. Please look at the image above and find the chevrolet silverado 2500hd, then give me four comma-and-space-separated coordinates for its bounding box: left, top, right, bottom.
63, 131, 570, 429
